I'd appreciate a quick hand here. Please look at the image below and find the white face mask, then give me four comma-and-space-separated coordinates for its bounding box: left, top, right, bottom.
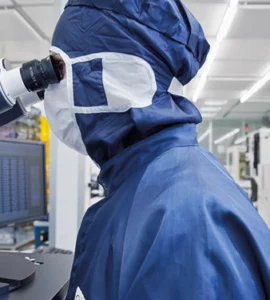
44, 46, 158, 155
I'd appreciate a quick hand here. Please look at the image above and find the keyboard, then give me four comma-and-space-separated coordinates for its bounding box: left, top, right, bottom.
34, 246, 73, 255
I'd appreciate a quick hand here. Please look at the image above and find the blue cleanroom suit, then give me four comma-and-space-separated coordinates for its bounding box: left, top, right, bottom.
45, 1, 270, 299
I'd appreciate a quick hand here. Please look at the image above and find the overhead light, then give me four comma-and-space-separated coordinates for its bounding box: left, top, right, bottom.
201, 112, 216, 119
214, 128, 240, 145
201, 107, 222, 113
192, 45, 217, 103
230, 0, 240, 8
198, 129, 210, 143
216, 2, 238, 42
240, 70, 270, 103
204, 100, 228, 106
234, 136, 246, 145
193, 0, 239, 103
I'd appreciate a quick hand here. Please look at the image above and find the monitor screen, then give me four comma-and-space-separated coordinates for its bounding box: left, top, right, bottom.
0, 140, 47, 226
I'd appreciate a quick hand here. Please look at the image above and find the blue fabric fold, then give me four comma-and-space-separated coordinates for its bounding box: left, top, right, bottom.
50, 2, 270, 299
67, 125, 270, 300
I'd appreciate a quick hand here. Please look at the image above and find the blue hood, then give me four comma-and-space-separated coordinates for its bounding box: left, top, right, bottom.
52, 0, 210, 166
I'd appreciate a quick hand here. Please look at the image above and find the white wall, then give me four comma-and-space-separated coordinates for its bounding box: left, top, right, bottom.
50, 133, 88, 250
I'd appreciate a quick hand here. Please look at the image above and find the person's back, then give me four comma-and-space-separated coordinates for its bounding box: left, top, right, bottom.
44, 1, 270, 299
66, 125, 270, 299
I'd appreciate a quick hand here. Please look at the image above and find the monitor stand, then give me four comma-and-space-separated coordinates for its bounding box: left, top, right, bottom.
0, 253, 36, 290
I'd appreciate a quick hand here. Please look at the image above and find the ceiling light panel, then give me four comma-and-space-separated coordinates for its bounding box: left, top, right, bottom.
201, 107, 222, 113
204, 100, 228, 106
202, 113, 217, 119
193, 0, 240, 102
240, 70, 270, 103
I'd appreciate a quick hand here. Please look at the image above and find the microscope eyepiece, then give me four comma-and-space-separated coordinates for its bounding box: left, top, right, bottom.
0, 55, 62, 126
20, 56, 61, 93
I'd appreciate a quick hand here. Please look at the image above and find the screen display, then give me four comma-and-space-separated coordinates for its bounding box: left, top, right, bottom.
0, 140, 46, 226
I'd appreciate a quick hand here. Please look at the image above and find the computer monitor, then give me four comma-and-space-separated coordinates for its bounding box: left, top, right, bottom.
0, 139, 47, 226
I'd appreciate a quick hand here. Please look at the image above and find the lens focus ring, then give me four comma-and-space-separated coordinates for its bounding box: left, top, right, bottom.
20, 57, 61, 93
20, 60, 48, 92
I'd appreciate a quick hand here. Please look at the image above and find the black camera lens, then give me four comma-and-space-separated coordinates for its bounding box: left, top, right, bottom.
20, 56, 61, 93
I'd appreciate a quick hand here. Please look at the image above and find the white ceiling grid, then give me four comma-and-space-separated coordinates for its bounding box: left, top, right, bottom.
0, 0, 269, 120
185, 0, 270, 120
0, 0, 55, 64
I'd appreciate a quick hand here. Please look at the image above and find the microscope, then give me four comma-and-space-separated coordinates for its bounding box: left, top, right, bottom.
0, 55, 61, 127
0, 56, 64, 296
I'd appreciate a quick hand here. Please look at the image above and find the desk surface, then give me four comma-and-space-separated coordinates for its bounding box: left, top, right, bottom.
2, 253, 73, 300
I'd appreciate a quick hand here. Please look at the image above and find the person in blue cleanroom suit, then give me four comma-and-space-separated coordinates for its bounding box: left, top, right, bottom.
44, 1, 270, 299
